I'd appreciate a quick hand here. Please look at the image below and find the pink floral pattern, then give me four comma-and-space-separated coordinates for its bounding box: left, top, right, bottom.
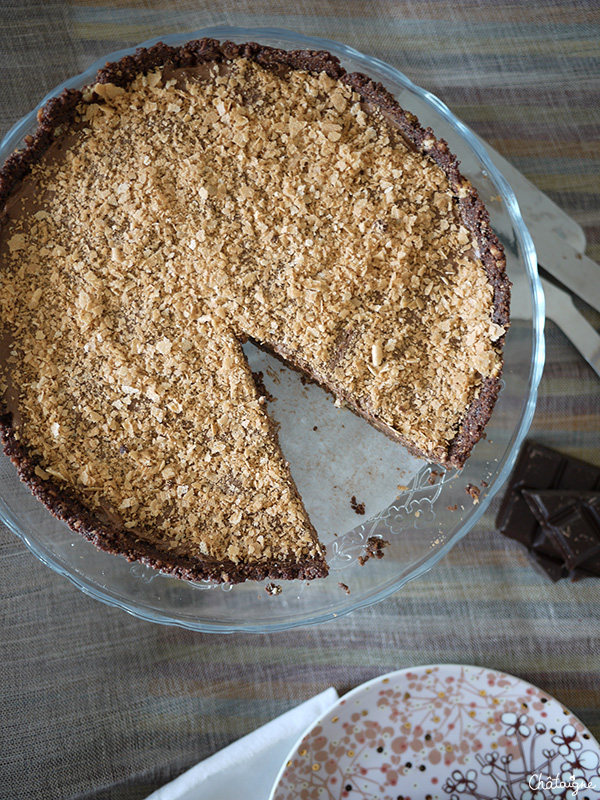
271, 665, 600, 800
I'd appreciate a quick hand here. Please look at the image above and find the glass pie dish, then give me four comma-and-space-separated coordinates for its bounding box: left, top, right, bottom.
0, 26, 544, 632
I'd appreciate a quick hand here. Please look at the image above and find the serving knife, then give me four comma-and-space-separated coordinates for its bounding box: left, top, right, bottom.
525, 233, 600, 317
477, 136, 600, 316
541, 276, 600, 378
511, 269, 600, 379
474, 135, 600, 378
476, 135, 587, 254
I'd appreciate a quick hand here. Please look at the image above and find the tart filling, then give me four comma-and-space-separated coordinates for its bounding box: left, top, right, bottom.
0, 39, 509, 583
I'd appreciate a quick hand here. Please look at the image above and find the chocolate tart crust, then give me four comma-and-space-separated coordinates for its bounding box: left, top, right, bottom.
0, 38, 510, 583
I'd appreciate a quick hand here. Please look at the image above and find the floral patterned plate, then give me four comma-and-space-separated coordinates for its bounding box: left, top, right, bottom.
270, 664, 600, 800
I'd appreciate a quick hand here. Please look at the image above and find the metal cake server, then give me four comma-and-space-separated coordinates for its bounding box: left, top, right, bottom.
529, 236, 600, 317
541, 277, 600, 377
511, 270, 600, 379
476, 136, 600, 375
476, 135, 587, 254
478, 135, 600, 316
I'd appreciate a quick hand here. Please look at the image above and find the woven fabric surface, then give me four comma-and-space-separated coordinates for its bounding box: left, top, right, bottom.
0, 2, 599, 799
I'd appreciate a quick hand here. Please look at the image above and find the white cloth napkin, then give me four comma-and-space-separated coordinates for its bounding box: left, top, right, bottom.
145, 687, 339, 800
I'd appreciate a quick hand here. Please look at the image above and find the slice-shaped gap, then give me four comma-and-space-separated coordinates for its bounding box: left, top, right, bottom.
242, 341, 423, 544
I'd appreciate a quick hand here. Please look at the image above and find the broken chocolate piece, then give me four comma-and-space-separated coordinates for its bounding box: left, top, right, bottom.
350, 495, 366, 515
496, 441, 600, 581
465, 483, 480, 503
358, 536, 390, 565
522, 490, 600, 578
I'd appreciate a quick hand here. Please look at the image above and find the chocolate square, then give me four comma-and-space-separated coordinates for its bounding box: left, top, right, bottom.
523, 490, 600, 577
496, 441, 600, 581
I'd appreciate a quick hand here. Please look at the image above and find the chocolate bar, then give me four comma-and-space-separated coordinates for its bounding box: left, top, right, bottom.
522, 490, 600, 578
496, 441, 600, 581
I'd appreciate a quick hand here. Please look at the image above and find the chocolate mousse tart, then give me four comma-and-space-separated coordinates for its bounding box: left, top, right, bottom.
0, 39, 510, 584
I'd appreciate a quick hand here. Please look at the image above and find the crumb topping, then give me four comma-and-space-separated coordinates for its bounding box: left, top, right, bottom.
0, 56, 504, 568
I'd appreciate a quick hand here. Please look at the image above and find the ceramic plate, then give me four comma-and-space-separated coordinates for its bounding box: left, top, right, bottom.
270, 664, 600, 800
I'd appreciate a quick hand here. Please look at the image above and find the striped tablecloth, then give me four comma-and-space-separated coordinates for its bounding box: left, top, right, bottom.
1, 2, 599, 798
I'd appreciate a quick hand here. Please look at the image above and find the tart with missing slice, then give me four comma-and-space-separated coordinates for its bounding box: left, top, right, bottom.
0, 39, 509, 584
